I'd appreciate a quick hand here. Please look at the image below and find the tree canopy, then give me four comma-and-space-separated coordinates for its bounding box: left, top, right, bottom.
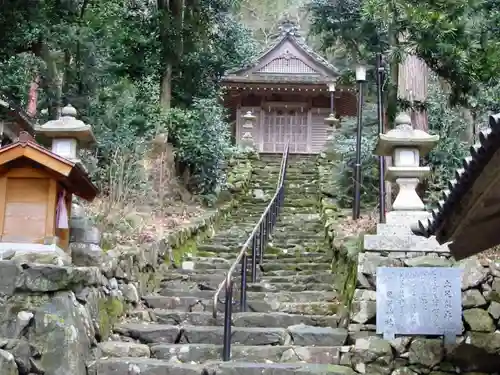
308, 0, 500, 105
0, 0, 258, 198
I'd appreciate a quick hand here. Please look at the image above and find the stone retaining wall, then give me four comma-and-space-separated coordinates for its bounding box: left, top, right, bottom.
346, 211, 500, 374
317, 150, 373, 324
0, 151, 255, 375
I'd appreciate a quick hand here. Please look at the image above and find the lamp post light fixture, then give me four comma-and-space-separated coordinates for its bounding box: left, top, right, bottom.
353, 64, 367, 220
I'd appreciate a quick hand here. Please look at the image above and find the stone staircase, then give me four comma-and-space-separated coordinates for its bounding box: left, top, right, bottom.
92, 155, 353, 375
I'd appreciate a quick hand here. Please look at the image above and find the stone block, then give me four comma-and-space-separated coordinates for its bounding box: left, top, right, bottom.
385, 211, 430, 226
0, 243, 71, 265
364, 234, 449, 253
376, 223, 414, 236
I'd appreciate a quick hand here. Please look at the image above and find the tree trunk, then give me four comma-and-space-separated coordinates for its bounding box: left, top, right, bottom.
158, 0, 184, 110
384, 21, 400, 212
160, 64, 172, 109
398, 52, 429, 131
38, 43, 63, 120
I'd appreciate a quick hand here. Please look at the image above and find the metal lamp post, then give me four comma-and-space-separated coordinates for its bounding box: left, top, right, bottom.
353, 64, 367, 220
376, 54, 387, 223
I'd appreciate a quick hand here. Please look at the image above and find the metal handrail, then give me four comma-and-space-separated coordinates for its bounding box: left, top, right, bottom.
212, 142, 290, 361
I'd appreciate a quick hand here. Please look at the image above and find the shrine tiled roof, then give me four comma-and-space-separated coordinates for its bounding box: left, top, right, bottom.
412, 113, 500, 244
223, 20, 338, 80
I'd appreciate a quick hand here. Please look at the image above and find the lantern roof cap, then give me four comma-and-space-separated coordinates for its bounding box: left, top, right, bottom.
36, 104, 95, 146
375, 112, 439, 156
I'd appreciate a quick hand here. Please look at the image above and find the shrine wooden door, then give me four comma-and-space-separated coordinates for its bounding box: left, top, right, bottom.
261, 109, 310, 153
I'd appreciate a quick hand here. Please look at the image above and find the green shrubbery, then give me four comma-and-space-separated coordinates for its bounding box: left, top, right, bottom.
326, 103, 380, 210
166, 98, 232, 196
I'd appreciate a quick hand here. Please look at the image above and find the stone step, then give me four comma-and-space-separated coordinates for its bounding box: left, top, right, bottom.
271, 232, 324, 240
157, 289, 338, 303
143, 295, 339, 314
193, 252, 331, 263
214, 362, 354, 375
91, 358, 355, 375
163, 267, 331, 281
195, 244, 327, 256
239, 198, 318, 207
261, 262, 331, 272
252, 184, 320, 191
152, 310, 340, 328
237, 205, 317, 213
114, 323, 348, 346
169, 264, 329, 277
247, 282, 335, 292
151, 343, 342, 364
255, 173, 316, 180
206, 228, 324, 241
261, 273, 334, 284
252, 171, 316, 178
159, 275, 335, 294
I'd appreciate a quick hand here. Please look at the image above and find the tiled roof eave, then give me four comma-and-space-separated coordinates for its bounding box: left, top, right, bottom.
223, 34, 338, 78
222, 75, 333, 84
412, 113, 500, 242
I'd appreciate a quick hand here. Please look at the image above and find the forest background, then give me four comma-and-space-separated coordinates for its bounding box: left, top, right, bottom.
1, 0, 500, 245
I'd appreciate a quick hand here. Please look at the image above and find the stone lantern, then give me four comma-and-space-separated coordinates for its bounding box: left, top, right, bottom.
324, 81, 340, 142
374, 112, 439, 211
36, 104, 95, 165
241, 111, 256, 150
324, 114, 340, 142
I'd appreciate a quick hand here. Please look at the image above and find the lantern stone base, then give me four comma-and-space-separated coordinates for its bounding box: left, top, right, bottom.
363, 233, 450, 253
386, 210, 431, 226
364, 210, 449, 253
392, 177, 425, 211
0, 243, 71, 265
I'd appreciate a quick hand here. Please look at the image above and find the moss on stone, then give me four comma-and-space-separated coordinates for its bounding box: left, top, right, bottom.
164, 156, 254, 267
330, 235, 362, 311
98, 297, 124, 340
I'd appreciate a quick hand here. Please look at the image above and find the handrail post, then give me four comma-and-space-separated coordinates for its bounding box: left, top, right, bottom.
251, 236, 257, 283
222, 280, 233, 361
240, 252, 247, 312
258, 222, 264, 264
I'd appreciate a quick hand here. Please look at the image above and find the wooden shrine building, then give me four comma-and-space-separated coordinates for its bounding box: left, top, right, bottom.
0, 132, 98, 251
222, 20, 357, 154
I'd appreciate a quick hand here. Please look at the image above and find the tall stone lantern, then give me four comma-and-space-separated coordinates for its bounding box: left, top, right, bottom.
374, 112, 439, 211
324, 81, 340, 142
241, 111, 256, 151
324, 113, 340, 142
37, 105, 101, 251
36, 104, 95, 166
